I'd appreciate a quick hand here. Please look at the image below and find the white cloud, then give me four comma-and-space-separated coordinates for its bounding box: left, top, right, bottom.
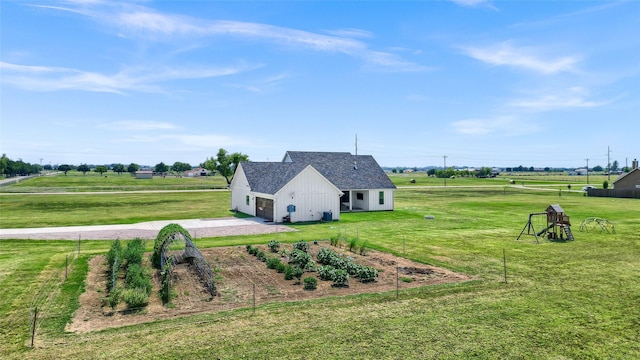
119, 133, 247, 148
102, 120, 178, 131
509, 87, 611, 111
451, 116, 539, 136
31, 1, 424, 73
461, 41, 580, 74
0, 61, 256, 94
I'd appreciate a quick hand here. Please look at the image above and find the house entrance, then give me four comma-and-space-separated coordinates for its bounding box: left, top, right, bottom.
255, 197, 274, 222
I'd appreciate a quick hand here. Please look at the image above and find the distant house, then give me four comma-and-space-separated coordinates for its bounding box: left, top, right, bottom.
613, 161, 640, 191
135, 170, 153, 179
587, 159, 640, 199
230, 151, 396, 223
186, 168, 210, 177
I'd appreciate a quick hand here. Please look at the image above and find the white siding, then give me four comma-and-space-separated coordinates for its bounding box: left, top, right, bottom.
274, 166, 341, 223
229, 165, 255, 216
367, 189, 395, 211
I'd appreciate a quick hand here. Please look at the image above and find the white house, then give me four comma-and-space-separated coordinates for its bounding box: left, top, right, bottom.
230, 151, 396, 223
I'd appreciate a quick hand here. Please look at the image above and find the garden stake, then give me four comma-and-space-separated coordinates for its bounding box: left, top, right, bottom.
396, 266, 399, 300
503, 249, 507, 284
31, 306, 38, 348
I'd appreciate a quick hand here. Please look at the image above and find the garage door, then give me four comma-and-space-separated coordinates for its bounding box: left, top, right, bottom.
255, 197, 274, 222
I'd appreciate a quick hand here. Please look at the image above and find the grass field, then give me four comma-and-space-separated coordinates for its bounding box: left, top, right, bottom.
0, 171, 228, 193
0, 175, 639, 359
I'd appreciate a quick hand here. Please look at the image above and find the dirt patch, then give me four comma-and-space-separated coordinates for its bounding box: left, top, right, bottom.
67, 242, 471, 333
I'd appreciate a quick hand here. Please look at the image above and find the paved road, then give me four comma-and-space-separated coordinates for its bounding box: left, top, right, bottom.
0, 217, 296, 240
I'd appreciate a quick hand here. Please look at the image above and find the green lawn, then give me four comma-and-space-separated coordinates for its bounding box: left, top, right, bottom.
0, 191, 233, 228
1, 171, 228, 193
1, 186, 638, 359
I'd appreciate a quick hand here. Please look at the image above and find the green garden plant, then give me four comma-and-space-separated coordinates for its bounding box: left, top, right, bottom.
293, 240, 310, 253
331, 269, 349, 288
303, 276, 318, 291
121, 288, 150, 309
267, 240, 281, 253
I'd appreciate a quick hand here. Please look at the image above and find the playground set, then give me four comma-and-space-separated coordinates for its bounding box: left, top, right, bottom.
517, 204, 574, 243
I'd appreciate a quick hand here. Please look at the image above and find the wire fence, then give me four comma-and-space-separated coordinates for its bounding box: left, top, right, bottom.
29, 249, 80, 347
1, 184, 228, 193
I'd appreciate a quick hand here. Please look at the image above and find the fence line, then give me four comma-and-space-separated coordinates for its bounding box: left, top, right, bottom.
29, 250, 79, 347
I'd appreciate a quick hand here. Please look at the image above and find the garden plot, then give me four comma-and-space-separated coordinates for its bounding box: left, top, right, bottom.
68, 242, 471, 333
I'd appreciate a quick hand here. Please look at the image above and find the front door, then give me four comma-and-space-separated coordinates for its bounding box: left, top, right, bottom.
255, 197, 274, 222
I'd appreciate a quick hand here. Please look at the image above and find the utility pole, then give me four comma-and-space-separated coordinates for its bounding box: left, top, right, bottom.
585, 158, 590, 185
443, 155, 448, 187
355, 134, 358, 156
607, 146, 611, 181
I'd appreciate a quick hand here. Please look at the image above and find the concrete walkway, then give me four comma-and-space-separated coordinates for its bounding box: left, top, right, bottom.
0, 217, 295, 240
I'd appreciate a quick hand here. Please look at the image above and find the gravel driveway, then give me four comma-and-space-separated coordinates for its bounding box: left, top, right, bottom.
0, 217, 296, 240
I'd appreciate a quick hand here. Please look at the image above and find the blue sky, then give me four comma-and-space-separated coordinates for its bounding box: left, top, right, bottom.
1, 0, 638, 169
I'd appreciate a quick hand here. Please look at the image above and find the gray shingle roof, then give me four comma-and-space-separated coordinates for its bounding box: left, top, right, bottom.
240, 151, 396, 194
283, 151, 396, 191
240, 162, 308, 195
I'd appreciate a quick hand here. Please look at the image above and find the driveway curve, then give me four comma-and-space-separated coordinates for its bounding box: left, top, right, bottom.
0, 217, 296, 240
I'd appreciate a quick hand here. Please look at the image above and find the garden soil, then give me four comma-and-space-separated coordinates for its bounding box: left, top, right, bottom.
68, 242, 472, 333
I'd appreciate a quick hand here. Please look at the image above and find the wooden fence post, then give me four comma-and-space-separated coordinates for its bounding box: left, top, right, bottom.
31, 306, 38, 348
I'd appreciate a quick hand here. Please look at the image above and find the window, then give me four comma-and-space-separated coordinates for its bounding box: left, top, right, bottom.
356, 192, 364, 200
379, 191, 384, 205
246, 195, 250, 206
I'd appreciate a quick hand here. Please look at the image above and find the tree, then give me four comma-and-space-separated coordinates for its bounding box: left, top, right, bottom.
95, 165, 108, 176
127, 163, 140, 174
0, 154, 8, 177
154, 162, 169, 173
113, 163, 125, 175
201, 157, 217, 176
611, 160, 619, 172
215, 148, 249, 185
43, 164, 53, 171
593, 165, 604, 172
171, 162, 192, 173
58, 164, 72, 175
77, 164, 90, 175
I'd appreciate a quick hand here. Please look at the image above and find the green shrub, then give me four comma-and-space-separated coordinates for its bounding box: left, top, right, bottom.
256, 250, 267, 262
267, 257, 282, 270
330, 234, 341, 247
293, 240, 310, 253
358, 240, 369, 256
348, 237, 358, 252
121, 288, 150, 308
275, 261, 286, 273
317, 247, 333, 264
124, 238, 145, 266
332, 269, 349, 287
245, 244, 253, 252
249, 247, 259, 256
125, 263, 153, 295
284, 265, 296, 280
303, 276, 318, 290
267, 240, 281, 253
317, 265, 335, 281
294, 267, 304, 283
106, 286, 120, 309
289, 249, 314, 270
344, 260, 361, 276
357, 266, 378, 283
106, 239, 122, 271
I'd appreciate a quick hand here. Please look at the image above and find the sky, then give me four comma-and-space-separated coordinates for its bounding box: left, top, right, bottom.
1, 0, 639, 169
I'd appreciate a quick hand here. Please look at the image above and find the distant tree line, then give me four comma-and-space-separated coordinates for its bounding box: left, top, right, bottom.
0, 154, 42, 178
2, 148, 250, 184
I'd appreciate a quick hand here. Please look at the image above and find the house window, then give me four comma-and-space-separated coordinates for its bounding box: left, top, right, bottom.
356, 192, 364, 200
246, 195, 250, 206
379, 191, 384, 205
